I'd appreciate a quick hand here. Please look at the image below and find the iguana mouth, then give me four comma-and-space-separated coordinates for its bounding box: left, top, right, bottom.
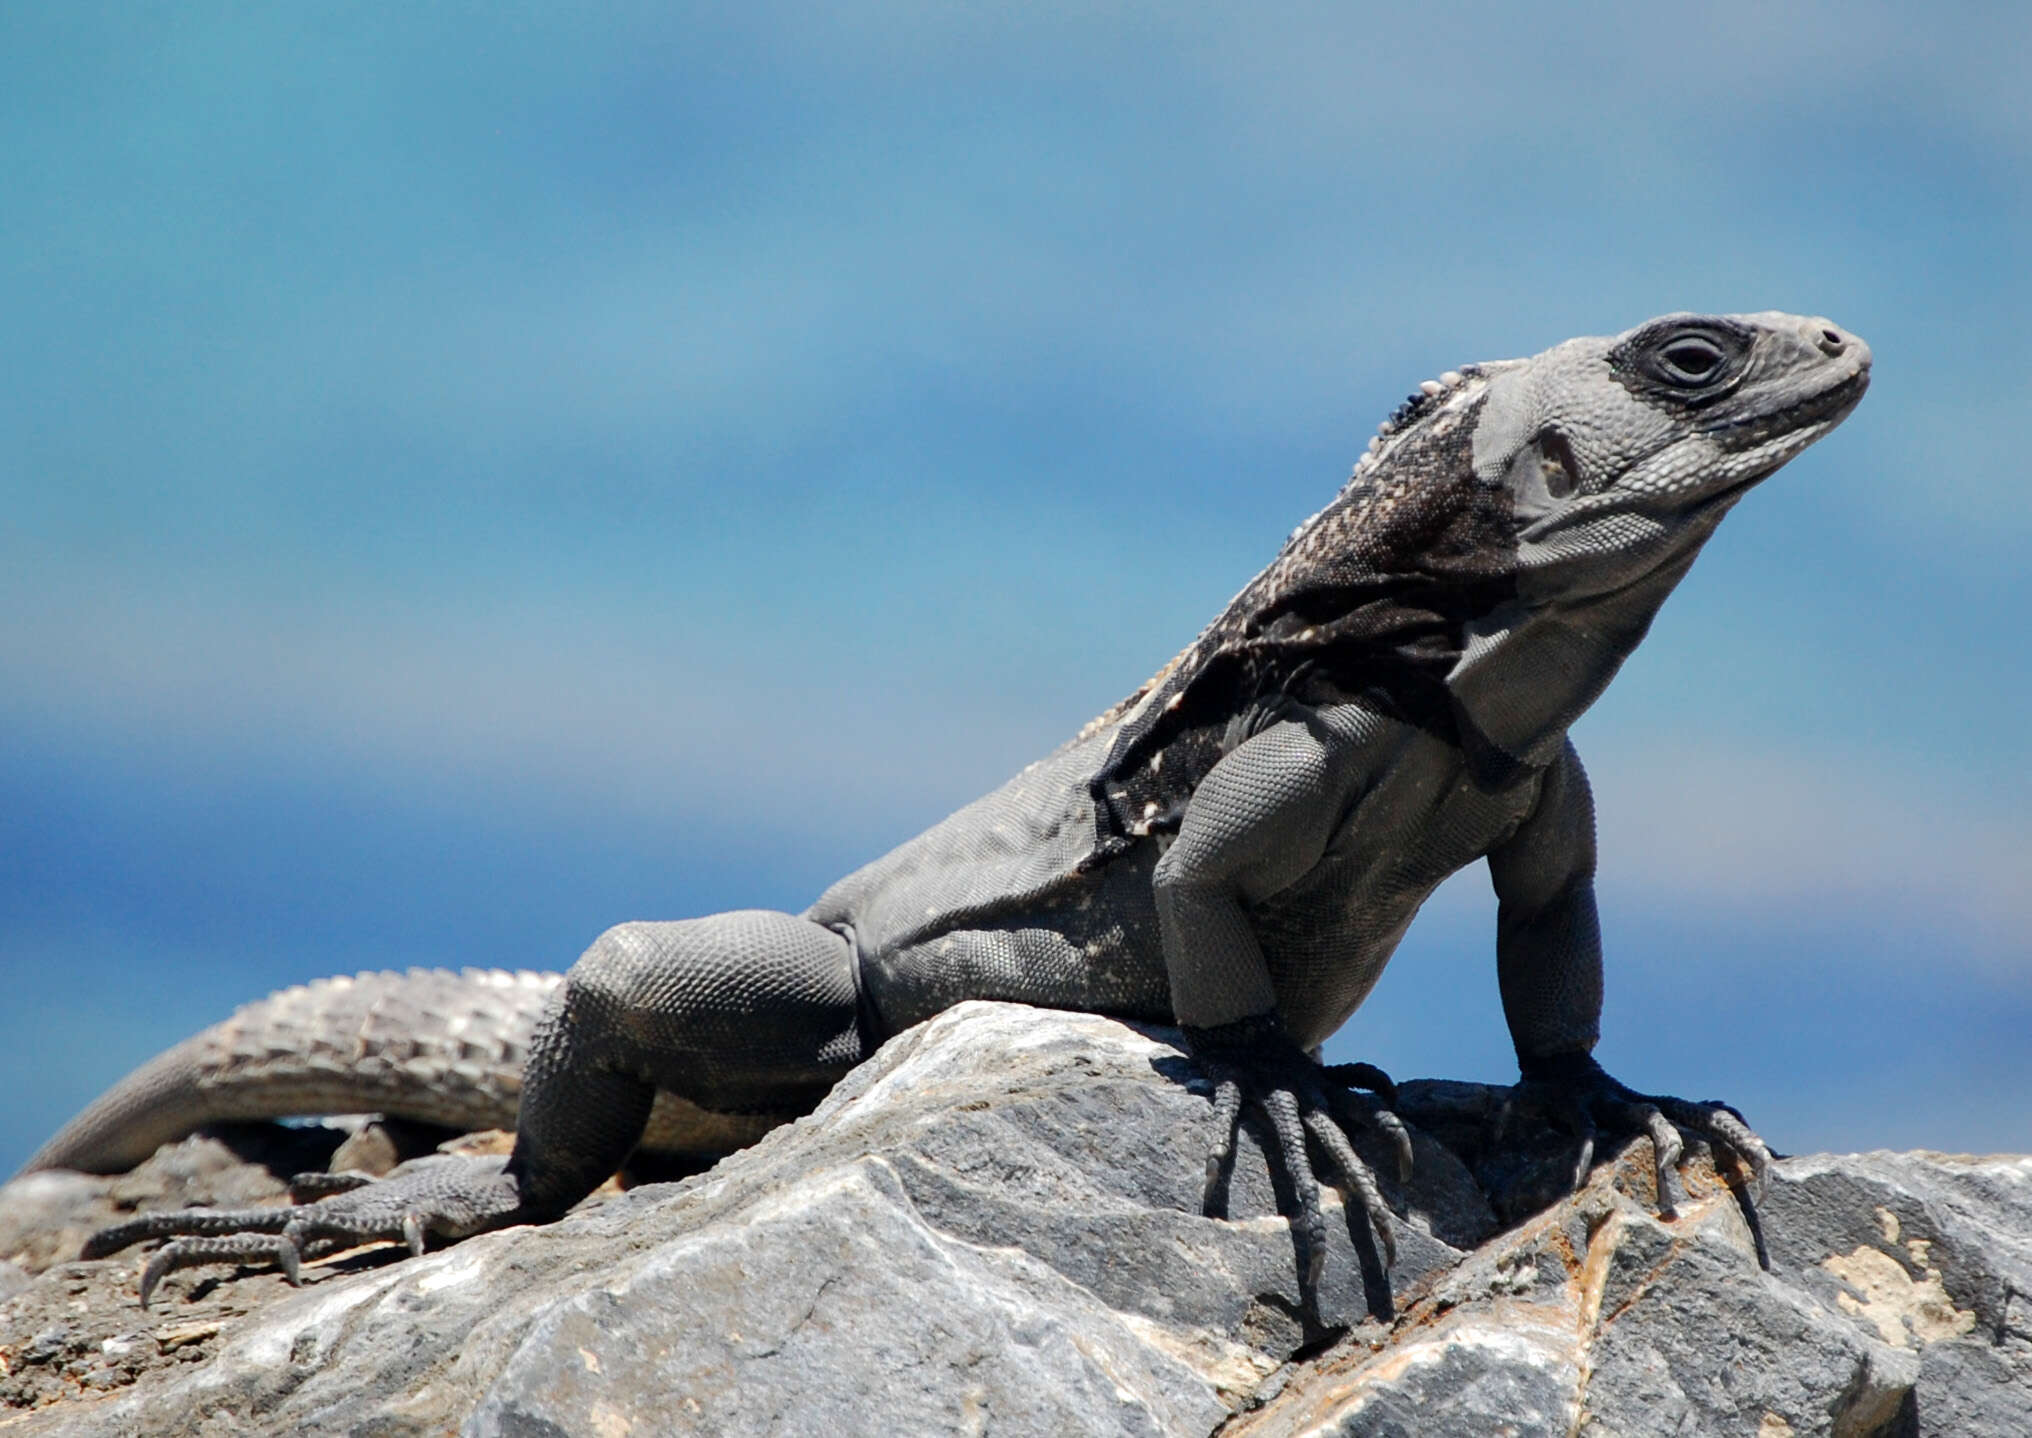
1668, 366, 1870, 527
1699, 363, 1871, 451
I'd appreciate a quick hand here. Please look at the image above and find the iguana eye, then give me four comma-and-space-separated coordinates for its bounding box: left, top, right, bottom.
1658, 335, 1725, 383
1608, 318, 1752, 402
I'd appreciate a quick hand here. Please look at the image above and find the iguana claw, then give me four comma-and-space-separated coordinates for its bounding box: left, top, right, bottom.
1509, 1053, 1773, 1235
138, 1233, 307, 1309
1186, 1016, 1406, 1287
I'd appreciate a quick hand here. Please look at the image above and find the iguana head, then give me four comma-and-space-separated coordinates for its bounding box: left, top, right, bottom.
1433, 311, 1870, 771
1082, 311, 1870, 860
1467, 311, 1871, 600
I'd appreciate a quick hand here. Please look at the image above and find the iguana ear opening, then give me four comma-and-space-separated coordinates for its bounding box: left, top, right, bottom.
1491, 424, 1583, 528
1536, 428, 1580, 498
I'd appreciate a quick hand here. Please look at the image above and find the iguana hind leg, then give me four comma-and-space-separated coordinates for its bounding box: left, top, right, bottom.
507, 910, 866, 1217
86, 910, 868, 1305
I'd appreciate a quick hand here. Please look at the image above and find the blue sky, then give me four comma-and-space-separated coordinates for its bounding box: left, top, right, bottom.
3, 4, 2028, 1176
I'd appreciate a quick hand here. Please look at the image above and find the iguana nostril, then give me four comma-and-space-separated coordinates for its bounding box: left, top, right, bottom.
1817, 327, 1847, 357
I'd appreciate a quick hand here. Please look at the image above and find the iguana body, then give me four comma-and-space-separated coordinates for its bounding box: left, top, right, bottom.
27, 312, 1872, 1304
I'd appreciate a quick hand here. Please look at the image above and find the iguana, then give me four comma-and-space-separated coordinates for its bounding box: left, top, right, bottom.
22, 311, 1871, 1308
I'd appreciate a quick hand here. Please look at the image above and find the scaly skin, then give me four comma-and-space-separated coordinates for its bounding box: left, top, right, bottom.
37, 313, 1870, 1306
17, 969, 783, 1178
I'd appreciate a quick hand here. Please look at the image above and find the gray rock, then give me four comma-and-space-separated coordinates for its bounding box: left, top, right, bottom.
1, 1002, 2026, 1436
0, 1258, 27, 1306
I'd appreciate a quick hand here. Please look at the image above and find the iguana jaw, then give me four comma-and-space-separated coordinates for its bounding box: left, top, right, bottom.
1602, 352, 1872, 539
1693, 357, 1871, 488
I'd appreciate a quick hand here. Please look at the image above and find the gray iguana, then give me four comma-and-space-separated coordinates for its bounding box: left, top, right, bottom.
21, 311, 1871, 1307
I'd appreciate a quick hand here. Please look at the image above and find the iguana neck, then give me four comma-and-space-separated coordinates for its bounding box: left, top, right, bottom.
1445, 535, 1709, 781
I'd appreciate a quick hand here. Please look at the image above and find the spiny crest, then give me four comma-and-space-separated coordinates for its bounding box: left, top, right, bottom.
1076, 353, 1511, 747
1267, 357, 1503, 571
1077, 349, 1538, 864
1355, 362, 1489, 480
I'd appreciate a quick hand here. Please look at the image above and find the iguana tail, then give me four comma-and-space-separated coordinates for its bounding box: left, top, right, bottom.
16, 968, 553, 1177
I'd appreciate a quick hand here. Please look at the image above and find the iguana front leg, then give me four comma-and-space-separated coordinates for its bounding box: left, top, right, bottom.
1152, 711, 1411, 1286
1490, 742, 1773, 1226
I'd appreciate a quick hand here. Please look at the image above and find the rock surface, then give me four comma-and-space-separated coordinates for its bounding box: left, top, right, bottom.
1, 1001, 2026, 1435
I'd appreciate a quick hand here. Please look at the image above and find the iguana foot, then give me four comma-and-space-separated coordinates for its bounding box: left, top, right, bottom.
81, 1154, 525, 1308
1185, 1016, 1412, 1287
1508, 1052, 1773, 1222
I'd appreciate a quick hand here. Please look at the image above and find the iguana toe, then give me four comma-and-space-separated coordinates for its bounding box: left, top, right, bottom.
139, 1233, 309, 1309
83, 1153, 526, 1306
1186, 1017, 1404, 1290
1513, 1054, 1774, 1244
